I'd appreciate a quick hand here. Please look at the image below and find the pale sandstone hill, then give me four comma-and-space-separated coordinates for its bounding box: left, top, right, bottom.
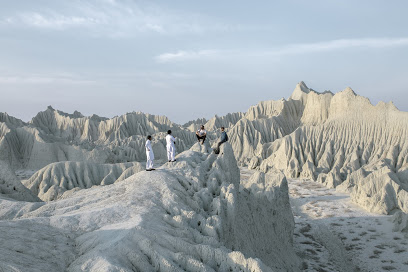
182, 117, 208, 132
0, 160, 39, 202
22, 161, 144, 201
204, 112, 244, 131
2, 82, 408, 217
254, 84, 408, 215
0, 143, 300, 271
0, 107, 196, 170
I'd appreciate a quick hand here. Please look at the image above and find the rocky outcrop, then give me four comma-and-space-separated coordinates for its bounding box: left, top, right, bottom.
0, 160, 39, 202
2, 81, 408, 217
190, 141, 212, 154
392, 211, 408, 232
0, 108, 196, 170
256, 84, 408, 215
22, 161, 144, 201
229, 97, 303, 164
0, 142, 299, 271
0, 112, 26, 127
183, 117, 208, 132
204, 112, 244, 131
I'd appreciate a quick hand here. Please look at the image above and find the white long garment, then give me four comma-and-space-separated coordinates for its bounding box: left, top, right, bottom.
145, 139, 154, 169
165, 134, 176, 161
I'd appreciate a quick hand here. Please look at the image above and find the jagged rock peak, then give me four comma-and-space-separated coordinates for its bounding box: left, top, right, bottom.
182, 117, 207, 128
341, 87, 357, 96
290, 81, 312, 102
42, 106, 84, 119
72, 110, 84, 118
90, 114, 108, 121
205, 112, 245, 131
374, 100, 399, 111
298, 81, 310, 93
290, 81, 335, 101
0, 112, 26, 127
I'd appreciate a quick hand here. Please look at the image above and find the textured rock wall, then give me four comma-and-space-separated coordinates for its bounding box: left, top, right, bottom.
256, 85, 408, 215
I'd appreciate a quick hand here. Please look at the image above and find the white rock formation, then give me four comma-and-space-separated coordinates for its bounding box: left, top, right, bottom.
254, 83, 408, 215
190, 141, 213, 154
204, 112, 244, 131
2, 80, 408, 270
0, 143, 299, 271
2, 80, 408, 218
392, 211, 408, 232
228, 98, 303, 165
0, 107, 196, 170
0, 160, 39, 202
22, 161, 144, 201
183, 117, 208, 132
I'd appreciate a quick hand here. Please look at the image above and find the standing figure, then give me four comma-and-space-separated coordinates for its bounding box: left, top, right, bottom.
196, 125, 207, 145
145, 135, 155, 171
166, 130, 176, 162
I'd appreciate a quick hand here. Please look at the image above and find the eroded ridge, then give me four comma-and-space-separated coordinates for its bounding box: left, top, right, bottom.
0, 143, 299, 271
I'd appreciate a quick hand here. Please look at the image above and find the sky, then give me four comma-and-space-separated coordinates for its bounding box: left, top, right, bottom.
0, 0, 407, 124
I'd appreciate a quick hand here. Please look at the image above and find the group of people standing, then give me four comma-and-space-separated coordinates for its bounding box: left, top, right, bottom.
144, 126, 228, 171
145, 130, 176, 171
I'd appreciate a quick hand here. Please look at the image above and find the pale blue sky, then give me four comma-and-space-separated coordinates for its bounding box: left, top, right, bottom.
0, 0, 407, 123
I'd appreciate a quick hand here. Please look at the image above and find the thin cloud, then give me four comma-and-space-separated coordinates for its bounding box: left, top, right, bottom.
0, 1, 260, 37
10, 12, 99, 30
155, 50, 218, 63
156, 37, 408, 62
0, 74, 96, 85
272, 37, 408, 56
1, 4, 162, 34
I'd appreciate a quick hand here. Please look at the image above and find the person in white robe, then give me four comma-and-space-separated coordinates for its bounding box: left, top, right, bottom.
145, 135, 155, 171
165, 130, 176, 162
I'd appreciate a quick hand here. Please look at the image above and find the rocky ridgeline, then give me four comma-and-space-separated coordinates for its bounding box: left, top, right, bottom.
1, 81, 408, 271
22, 161, 145, 201
0, 143, 299, 271
249, 83, 408, 216
1, 81, 408, 218
0, 107, 196, 171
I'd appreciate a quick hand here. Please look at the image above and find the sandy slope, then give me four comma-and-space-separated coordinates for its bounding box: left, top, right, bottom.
240, 167, 408, 272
